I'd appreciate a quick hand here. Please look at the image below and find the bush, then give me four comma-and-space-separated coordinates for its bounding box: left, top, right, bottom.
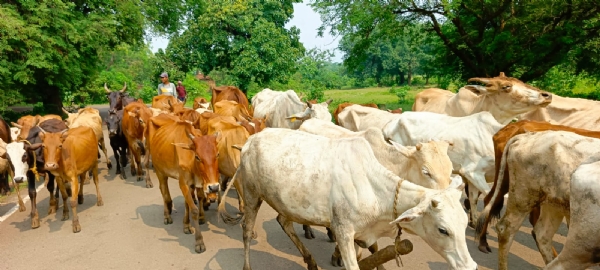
389, 85, 411, 103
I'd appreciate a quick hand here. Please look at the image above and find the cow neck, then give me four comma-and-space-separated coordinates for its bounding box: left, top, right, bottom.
371, 165, 427, 224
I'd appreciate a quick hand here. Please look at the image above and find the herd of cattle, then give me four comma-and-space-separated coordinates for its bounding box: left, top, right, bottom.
1, 72, 599, 270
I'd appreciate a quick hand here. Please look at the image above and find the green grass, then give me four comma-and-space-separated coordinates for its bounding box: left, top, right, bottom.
324, 85, 434, 112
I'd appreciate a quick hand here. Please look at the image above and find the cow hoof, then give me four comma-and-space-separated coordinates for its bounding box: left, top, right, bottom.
305, 229, 315, 239
195, 243, 206, 254
164, 217, 173, 225
145, 181, 153, 188
198, 218, 206, 225
48, 207, 56, 215
18, 203, 26, 212
107, 163, 112, 170
203, 204, 209, 211
307, 261, 318, 270
131, 170, 136, 176
184, 226, 194, 234
78, 195, 84, 204
468, 221, 475, 229
377, 265, 386, 270
97, 200, 104, 206
31, 219, 40, 229
120, 172, 127, 180
62, 214, 69, 221
478, 244, 492, 253
331, 253, 343, 267
72, 224, 81, 233
252, 230, 257, 239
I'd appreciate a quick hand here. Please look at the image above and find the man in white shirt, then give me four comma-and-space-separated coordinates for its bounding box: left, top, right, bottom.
157, 72, 177, 98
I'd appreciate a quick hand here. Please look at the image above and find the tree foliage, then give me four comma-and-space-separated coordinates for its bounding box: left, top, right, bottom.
0, 0, 176, 113
166, 0, 305, 92
312, 0, 600, 81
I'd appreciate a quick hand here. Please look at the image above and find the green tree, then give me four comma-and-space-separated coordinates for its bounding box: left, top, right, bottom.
312, 0, 600, 81
166, 0, 305, 93
0, 0, 175, 114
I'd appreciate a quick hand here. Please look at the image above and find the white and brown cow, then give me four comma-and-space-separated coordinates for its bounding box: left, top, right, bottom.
413, 72, 552, 125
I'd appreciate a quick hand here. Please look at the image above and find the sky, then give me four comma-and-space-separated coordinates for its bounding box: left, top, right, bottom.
148, 2, 343, 62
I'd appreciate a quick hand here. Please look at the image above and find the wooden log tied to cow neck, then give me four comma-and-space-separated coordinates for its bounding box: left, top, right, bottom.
19, 139, 40, 182
351, 177, 415, 270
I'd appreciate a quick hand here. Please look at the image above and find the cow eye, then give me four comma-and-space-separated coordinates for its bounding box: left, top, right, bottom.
422, 168, 431, 177
216, 153, 219, 158
438, 228, 449, 236
195, 155, 200, 161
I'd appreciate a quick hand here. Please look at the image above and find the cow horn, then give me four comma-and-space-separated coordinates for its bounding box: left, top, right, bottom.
325, 99, 333, 105
416, 143, 423, 151
186, 131, 195, 141
104, 83, 111, 93
120, 82, 127, 93
499, 72, 506, 77
60, 129, 68, 135
38, 127, 47, 134
62, 107, 69, 114
306, 101, 312, 109
11, 122, 23, 129
231, 145, 242, 151
431, 198, 440, 208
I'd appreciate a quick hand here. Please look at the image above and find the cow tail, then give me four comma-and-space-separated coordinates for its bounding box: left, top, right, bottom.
475, 135, 520, 237
136, 140, 146, 156
218, 171, 244, 225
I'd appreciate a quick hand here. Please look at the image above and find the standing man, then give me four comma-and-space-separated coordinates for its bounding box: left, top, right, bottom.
157, 72, 177, 98
176, 81, 187, 103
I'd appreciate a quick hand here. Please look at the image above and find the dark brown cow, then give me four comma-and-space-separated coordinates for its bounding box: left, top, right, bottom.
40, 126, 101, 233
476, 120, 600, 254
105, 82, 136, 113
0, 115, 12, 195
105, 111, 128, 179
12, 114, 62, 141
332, 102, 379, 124
145, 117, 220, 253
388, 108, 403, 114
122, 102, 153, 186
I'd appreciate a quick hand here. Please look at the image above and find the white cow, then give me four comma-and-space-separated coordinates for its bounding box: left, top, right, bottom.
337, 105, 400, 131
219, 128, 477, 270
251, 88, 332, 129
382, 111, 504, 226
519, 94, 600, 131
413, 72, 553, 125
479, 131, 600, 270
545, 155, 600, 270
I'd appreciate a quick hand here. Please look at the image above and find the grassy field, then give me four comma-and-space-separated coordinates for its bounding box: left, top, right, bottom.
324, 85, 432, 112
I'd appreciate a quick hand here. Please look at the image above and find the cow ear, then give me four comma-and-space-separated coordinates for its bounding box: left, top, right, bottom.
390, 207, 423, 225
172, 143, 194, 150
463, 85, 490, 95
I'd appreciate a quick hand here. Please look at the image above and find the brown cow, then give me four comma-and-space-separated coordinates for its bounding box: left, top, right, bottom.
198, 77, 251, 114
476, 120, 600, 254
332, 102, 379, 124
145, 117, 220, 253
40, 126, 102, 233
12, 114, 62, 141
62, 107, 111, 172
152, 95, 179, 112
213, 100, 252, 122
122, 102, 153, 185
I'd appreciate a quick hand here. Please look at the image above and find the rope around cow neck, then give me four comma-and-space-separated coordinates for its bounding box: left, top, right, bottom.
19, 140, 40, 182
393, 178, 404, 267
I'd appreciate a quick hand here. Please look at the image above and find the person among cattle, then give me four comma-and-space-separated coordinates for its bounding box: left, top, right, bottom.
157, 72, 177, 98
176, 81, 186, 102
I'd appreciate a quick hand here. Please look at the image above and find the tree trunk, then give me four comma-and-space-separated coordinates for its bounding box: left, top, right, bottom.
41, 85, 64, 116
425, 73, 430, 85
407, 68, 413, 86
399, 71, 405, 85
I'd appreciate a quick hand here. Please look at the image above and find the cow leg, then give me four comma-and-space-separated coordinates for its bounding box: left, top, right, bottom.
532, 204, 563, 264
127, 144, 137, 177
47, 173, 58, 214
178, 178, 206, 253
242, 192, 263, 270
68, 174, 82, 233
113, 143, 122, 175
467, 181, 481, 228
119, 147, 128, 179
276, 215, 318, 270
142, 144, 153, 188
26, 172, 40, 229
529, 206, 559, 258
99, 139, 112, 170
0, 171, 9, 195
156, 171, 173, 225
331, 226, 360, 270
302, 225, 316, 239
91, 164, 103, 206
232, 175, 245, 213
327, 227, 336, 242
183, 194, 193, 234
496, 208, 529, 270
55, 176, 70, 221
13, 176, 26, 212
197, 187, 207, 224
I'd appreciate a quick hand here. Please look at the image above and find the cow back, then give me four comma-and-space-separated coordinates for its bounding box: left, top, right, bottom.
62, 126, 98, 175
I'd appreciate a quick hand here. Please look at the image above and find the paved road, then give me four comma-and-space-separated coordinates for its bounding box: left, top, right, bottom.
0, 106, 579, 270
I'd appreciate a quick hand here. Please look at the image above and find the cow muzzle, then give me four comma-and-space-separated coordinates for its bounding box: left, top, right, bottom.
109, 129, 117, 136
13, 176, 26, 184
44, 163, 59, 171
207, 184, 220, 194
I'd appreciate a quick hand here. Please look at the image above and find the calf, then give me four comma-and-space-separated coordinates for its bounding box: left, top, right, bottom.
40, 126, 102, 233
219, 129, 477, 270
105, 111, 128, 179
479, 131, 600, 270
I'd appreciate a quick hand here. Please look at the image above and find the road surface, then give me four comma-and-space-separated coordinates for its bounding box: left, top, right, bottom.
0, 105, 581, 270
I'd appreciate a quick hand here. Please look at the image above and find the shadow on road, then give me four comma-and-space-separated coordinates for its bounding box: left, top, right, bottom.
204, 248, 306, 270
